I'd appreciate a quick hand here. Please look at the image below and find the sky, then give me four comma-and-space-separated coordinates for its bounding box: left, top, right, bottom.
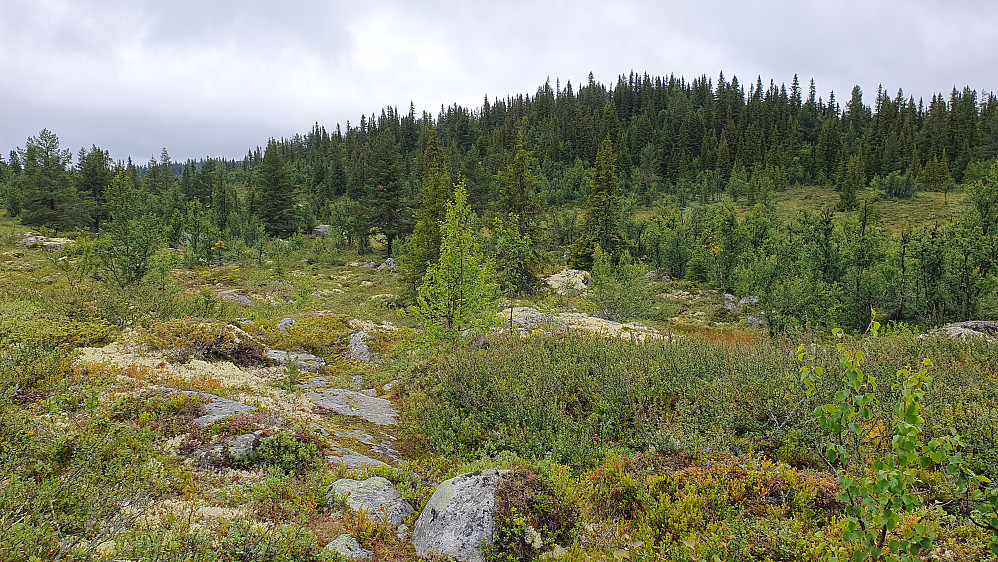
2, 0, 996, 164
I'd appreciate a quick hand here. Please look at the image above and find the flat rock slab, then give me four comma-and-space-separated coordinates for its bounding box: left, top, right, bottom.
326, 476, 413, 526
922, 320, 998, 341
265, 349, 326, 373
500, 306, 666, 342
412, 469, 506, 562
328, 447, 387, 469
220, 290, 253, 306
311, 388, 397, 425
169, 389, 256, 426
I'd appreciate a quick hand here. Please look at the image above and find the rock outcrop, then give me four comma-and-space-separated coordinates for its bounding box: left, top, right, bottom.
324, 534, 372, 559
921, 321, 998, 341
412, 469, 506, 562
311, 388, 398, 425
326, 476, 414, 526
543, 269, 590, 295
499, 307, 666, 342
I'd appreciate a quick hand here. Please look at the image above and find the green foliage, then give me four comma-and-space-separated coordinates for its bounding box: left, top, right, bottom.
416, 180, 497, 334
15, 129, 94, 231
588, 246, 649, 322
871, 170, 916, 199
96, 168, 164, 287
570, 136, 625, 270
485, 471, 577, 561
139, 318, 267, 365
799, 318, 967, 561
251, 430, 321, 474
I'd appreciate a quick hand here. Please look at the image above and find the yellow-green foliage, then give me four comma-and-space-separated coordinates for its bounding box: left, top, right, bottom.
0, 317, 113, 348
253, 313, 353, 359
139, 318, 266, 365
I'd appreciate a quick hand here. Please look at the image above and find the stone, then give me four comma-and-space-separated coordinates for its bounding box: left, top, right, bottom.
265, 349, 326, 373
300, 258, 312, 265
377, 257, 397, 271
347, 330, 372, 362
747, 315, 767, 328
361, 262, 378, 269
412, 469, 506, 562
20, 235, 73, 251
644, 270, 659, 280
328, 447, 388, 469
311, 388, 398, 425
724, 293, 738, 311
312, 224, 332, 237
324, 534, 371, 560
543, 269, 590, 295
228, 432, 260, 459
738, 295, 759, 307
921, 321, 998, 341
235, 318, 254, 326
167, 390, 255, 426
326, 476, 413, 526
499, 307, 667, 342
220, 290, 252, 306
277, 318, 295, 332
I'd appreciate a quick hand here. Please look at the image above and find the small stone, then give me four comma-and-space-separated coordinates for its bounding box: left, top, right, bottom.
235, 318, 254, 326
361, 262, 377, 269
738, 295, 759, 307
324, 534, 372, 560
644, 270, 659, 280
348, 331, 372, 362
312, 224, 331, 237
747, 315, 767, 328
377, 257, 397, 271
277, 318, 295, 332
228, 433, 259, 459
724, 294, 738, 311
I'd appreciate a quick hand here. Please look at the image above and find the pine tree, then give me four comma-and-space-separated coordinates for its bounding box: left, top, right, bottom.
96, 168, 163, 287
570, 136, 625, 269
416, 180, 496, 334
257, 139, 297, 235
17, 129, 93, 231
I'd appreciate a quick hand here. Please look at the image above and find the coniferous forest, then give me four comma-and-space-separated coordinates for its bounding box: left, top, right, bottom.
2, 72, 998, 561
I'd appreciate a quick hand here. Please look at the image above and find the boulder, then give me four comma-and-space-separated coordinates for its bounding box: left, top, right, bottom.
327, 476, 414, 526
499, 307, 666, 342
167, 390, 255, 426
377, 257, 397, 271
347, 330, 372, 362
312, 224, 332, 237
412, 469, 507, 562
738, 295, 759, 307
324, 534, 372, 560
921, 321, 998, 341
644, 270, 659, 280
361, 262, 378, 269
746, 315, 767, 328
724, 294, 738, 311
277, 318, 295, 332
543, 269, 590, 295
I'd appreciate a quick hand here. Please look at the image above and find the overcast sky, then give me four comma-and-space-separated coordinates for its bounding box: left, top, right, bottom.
2, 0, 995, 164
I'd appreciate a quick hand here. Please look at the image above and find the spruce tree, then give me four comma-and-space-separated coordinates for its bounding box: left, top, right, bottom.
256, 139, 297, 236
398, 130, 451, 299
17, 129, 93, 231
570, 136, 625, 270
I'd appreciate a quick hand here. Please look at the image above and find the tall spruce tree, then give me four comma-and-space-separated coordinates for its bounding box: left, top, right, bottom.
570, 136, 625, 269
257, 139, 297, 235
17, 129, 93, 231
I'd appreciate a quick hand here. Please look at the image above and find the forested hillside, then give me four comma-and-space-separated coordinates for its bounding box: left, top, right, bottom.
2, 72, 997, 330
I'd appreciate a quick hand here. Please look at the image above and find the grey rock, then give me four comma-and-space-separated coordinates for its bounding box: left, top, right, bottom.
747, 315, 767, 328
277, 318, 295, 332
724, 294, 738, 311
312, 224, 332, 237
361, 262, 378, 269
324, 534, 371, 560
311, 388, 398, 425
265, 349, 326, 373
220, 291, 252, 306
921, 321, 998, 341
333, 429, 376, 445
169, 390, 255, 426
738, 295, 759, 307
300, 258, 312, 265
351, 374, 365, 388
228, 432, 260, 459
661, 273, 672, 282
298, 376, 329, 388
347, 330, 372, 362
360, 388, 377, 397
412, 469, 507, 562
377, 257, 397, 271
382, 380, 399, 392
327, 476, 413, 526
644, 270, 659, 280
235, 318, 254, 326
328, 447, 388, 469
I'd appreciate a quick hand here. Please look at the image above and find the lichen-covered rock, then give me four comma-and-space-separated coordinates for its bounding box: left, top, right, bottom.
499, 307, 667, 342
220, 290, 252, 306
543, 269, 590, 295
312, 224, 331, 237
324, 534, 371, 560
412, 469, 506, 562
311, 388, 398, 425
277, 318, 295, 332
326, 476, 413, 526
265, 349, 325, 373
327, 447, 387, 469
347, 330, 372, 362
921, 321, 998, 341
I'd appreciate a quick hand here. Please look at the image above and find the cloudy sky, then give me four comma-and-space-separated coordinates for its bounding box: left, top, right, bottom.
2, 0, 995, 163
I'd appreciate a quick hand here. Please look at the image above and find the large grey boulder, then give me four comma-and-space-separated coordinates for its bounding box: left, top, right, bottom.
324, 534, 371, 559
412, 469, 506, 562
220, 290, 253, 306
921, 321, 998, 341
265, 348, 326, 373
326, 476, 414, 527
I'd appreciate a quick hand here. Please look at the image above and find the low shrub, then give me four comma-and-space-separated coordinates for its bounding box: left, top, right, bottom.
139, 318, 267, 365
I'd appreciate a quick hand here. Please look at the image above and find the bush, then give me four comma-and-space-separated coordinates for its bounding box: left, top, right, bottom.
139, 318, 266, 365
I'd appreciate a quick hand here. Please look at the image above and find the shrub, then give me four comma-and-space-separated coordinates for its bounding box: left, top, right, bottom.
139, 318, 266, 365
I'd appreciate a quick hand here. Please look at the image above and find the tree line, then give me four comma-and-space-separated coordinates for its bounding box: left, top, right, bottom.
1, 71, 996, 331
